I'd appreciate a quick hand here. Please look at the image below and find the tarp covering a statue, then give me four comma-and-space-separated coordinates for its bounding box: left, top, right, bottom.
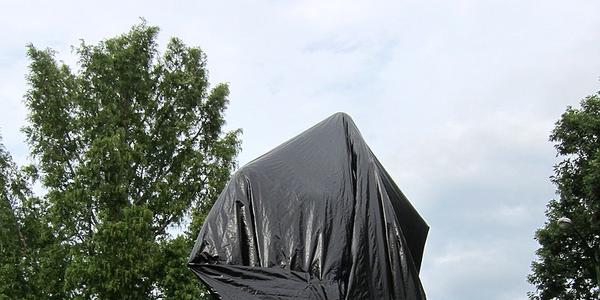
188, 113, 429, 299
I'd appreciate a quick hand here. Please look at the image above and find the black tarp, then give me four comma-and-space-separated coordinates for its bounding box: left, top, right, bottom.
188, 112, 428, 299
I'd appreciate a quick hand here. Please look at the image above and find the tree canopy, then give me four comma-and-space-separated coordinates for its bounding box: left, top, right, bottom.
0, 23, 240, 299
0, 135, 58, 299
529, 94, 600, 299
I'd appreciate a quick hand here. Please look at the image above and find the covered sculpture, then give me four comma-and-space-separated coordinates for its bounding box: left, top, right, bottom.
188, 112, 428, 299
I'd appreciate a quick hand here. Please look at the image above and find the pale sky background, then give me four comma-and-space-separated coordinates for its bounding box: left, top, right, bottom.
2, 1, 600, 299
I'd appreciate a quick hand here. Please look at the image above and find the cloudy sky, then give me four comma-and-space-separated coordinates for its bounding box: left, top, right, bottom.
2, 1, 600, 299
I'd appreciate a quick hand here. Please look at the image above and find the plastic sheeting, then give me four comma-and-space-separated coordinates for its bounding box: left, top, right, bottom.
188, 112, 428, 299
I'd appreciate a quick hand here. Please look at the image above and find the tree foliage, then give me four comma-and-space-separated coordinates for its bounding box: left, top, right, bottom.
0, 136, 62, 299
1, 23, 240, 299
529, 94, 600, 299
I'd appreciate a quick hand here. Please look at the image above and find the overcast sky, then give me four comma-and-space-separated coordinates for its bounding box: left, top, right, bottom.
2, 1, 600, 299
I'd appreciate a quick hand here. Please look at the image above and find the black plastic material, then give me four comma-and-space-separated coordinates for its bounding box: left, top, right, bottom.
188, 113, 428, 299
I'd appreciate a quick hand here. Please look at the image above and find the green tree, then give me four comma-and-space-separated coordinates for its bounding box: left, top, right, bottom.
15, 22, 240, 299
0, 136, 32, 299
0, 136, 64, 299
529, 94, 600, 299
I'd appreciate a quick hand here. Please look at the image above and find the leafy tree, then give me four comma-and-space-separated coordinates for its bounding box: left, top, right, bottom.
0, 136, 64, 299
13, 22, 241, 299
529, 94, 600, 299
0, 136, 32, 299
